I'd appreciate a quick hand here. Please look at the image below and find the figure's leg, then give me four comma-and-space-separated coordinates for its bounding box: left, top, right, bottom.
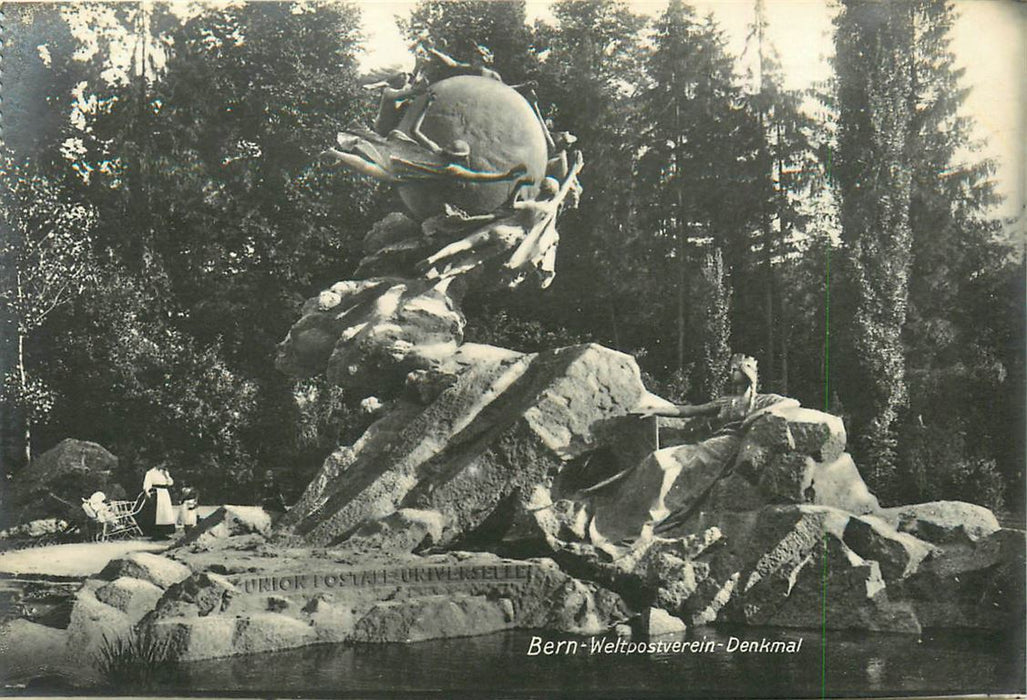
546, 152, 569, 181
373, 97, 401, 136
419, 224, 524, 278
438, 161, 527, 182
410, 92, 443, 153
419, 227, 495, 270
411, 92, 471, 159
534, 102, 556, 151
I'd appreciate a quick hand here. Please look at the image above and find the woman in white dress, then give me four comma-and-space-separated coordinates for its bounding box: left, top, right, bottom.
142, 464, 176, 538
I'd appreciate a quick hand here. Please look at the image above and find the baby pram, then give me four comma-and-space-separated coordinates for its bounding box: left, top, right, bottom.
81, 491, 146, 542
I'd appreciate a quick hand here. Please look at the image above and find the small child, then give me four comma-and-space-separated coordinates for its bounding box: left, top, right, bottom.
178, 486, 199, 531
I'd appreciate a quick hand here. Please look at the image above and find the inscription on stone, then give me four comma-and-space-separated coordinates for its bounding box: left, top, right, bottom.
235, 563, 532, 595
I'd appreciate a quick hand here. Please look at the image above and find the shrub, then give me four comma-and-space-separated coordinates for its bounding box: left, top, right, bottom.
896, 418, 1005, 511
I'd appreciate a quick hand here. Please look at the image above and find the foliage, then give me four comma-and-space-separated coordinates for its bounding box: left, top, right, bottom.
739, 0, 827, 394
631, 1, 759, 382
464, 306, 584, 353
399, 0, 537, 85
35, 260, 261, 499
897, 419, 1005, 511
529, 0, 648, 351
0, 159, 97, 336
0, 158, 98, 462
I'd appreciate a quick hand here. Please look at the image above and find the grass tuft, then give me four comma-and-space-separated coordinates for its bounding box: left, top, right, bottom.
96, 628, 183, 690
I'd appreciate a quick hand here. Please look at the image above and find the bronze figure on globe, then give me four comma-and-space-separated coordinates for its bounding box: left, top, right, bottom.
278, 43, 583, 399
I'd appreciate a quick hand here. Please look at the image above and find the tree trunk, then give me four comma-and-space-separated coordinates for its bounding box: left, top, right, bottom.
675, 102, 687, 376
677, 226, 686, 375
17, 333, 31, 466
15, 270, 31, 465
762, 207, 775, 389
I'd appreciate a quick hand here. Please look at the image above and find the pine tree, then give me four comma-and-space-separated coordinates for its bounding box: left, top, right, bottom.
897, 0, 1018, 508
633, 0, 759, 389
740, 0, 822, 394
904, 0, 1004, 368
522, 0, 647, 350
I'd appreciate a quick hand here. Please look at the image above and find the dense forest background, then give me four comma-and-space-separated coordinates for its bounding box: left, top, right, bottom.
1, 0, 1023, 514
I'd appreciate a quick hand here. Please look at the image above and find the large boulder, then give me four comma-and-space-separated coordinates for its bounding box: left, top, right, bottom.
549, 529, 723, 619
98, 552, 191, 590
65, 584, 134, 662
0, 517, 69, 541
879, 501, 1001, 546
351, 594, 512, 643
894, 528, 1025, 630
554, 505, 928, 634
842, 515, 936, 581
149, 613, 318, 662
709, 506, 919, 634
2, 439, 124, 527
347, 508, 446, 553
179, 506, 272, 550
732, 403, 878, 515
353, 212, 436, 278
275, 276, 465, 398
639, 607, 688, 637
152, 572, 239, 619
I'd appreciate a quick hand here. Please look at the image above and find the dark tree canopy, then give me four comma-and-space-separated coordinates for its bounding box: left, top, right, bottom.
0, 0, 1019, 515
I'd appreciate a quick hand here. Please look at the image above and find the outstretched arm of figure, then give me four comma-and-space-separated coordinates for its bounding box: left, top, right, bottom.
630, 401, 720, 419
427, 46, 468, 69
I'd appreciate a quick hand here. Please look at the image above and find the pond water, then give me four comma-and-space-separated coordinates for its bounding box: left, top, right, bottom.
165, 626, 1023, 698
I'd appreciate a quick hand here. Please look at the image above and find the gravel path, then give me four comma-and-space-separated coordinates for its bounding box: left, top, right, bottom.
0, 540, 171, 577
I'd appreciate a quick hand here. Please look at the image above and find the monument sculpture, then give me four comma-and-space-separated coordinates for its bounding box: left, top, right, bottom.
51, 42, 1021, 666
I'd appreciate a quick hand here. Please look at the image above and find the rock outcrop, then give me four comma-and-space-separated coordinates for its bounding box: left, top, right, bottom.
894, 527, 1025, 629
281, 343, 653, 548
261, 74, 1024, 658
